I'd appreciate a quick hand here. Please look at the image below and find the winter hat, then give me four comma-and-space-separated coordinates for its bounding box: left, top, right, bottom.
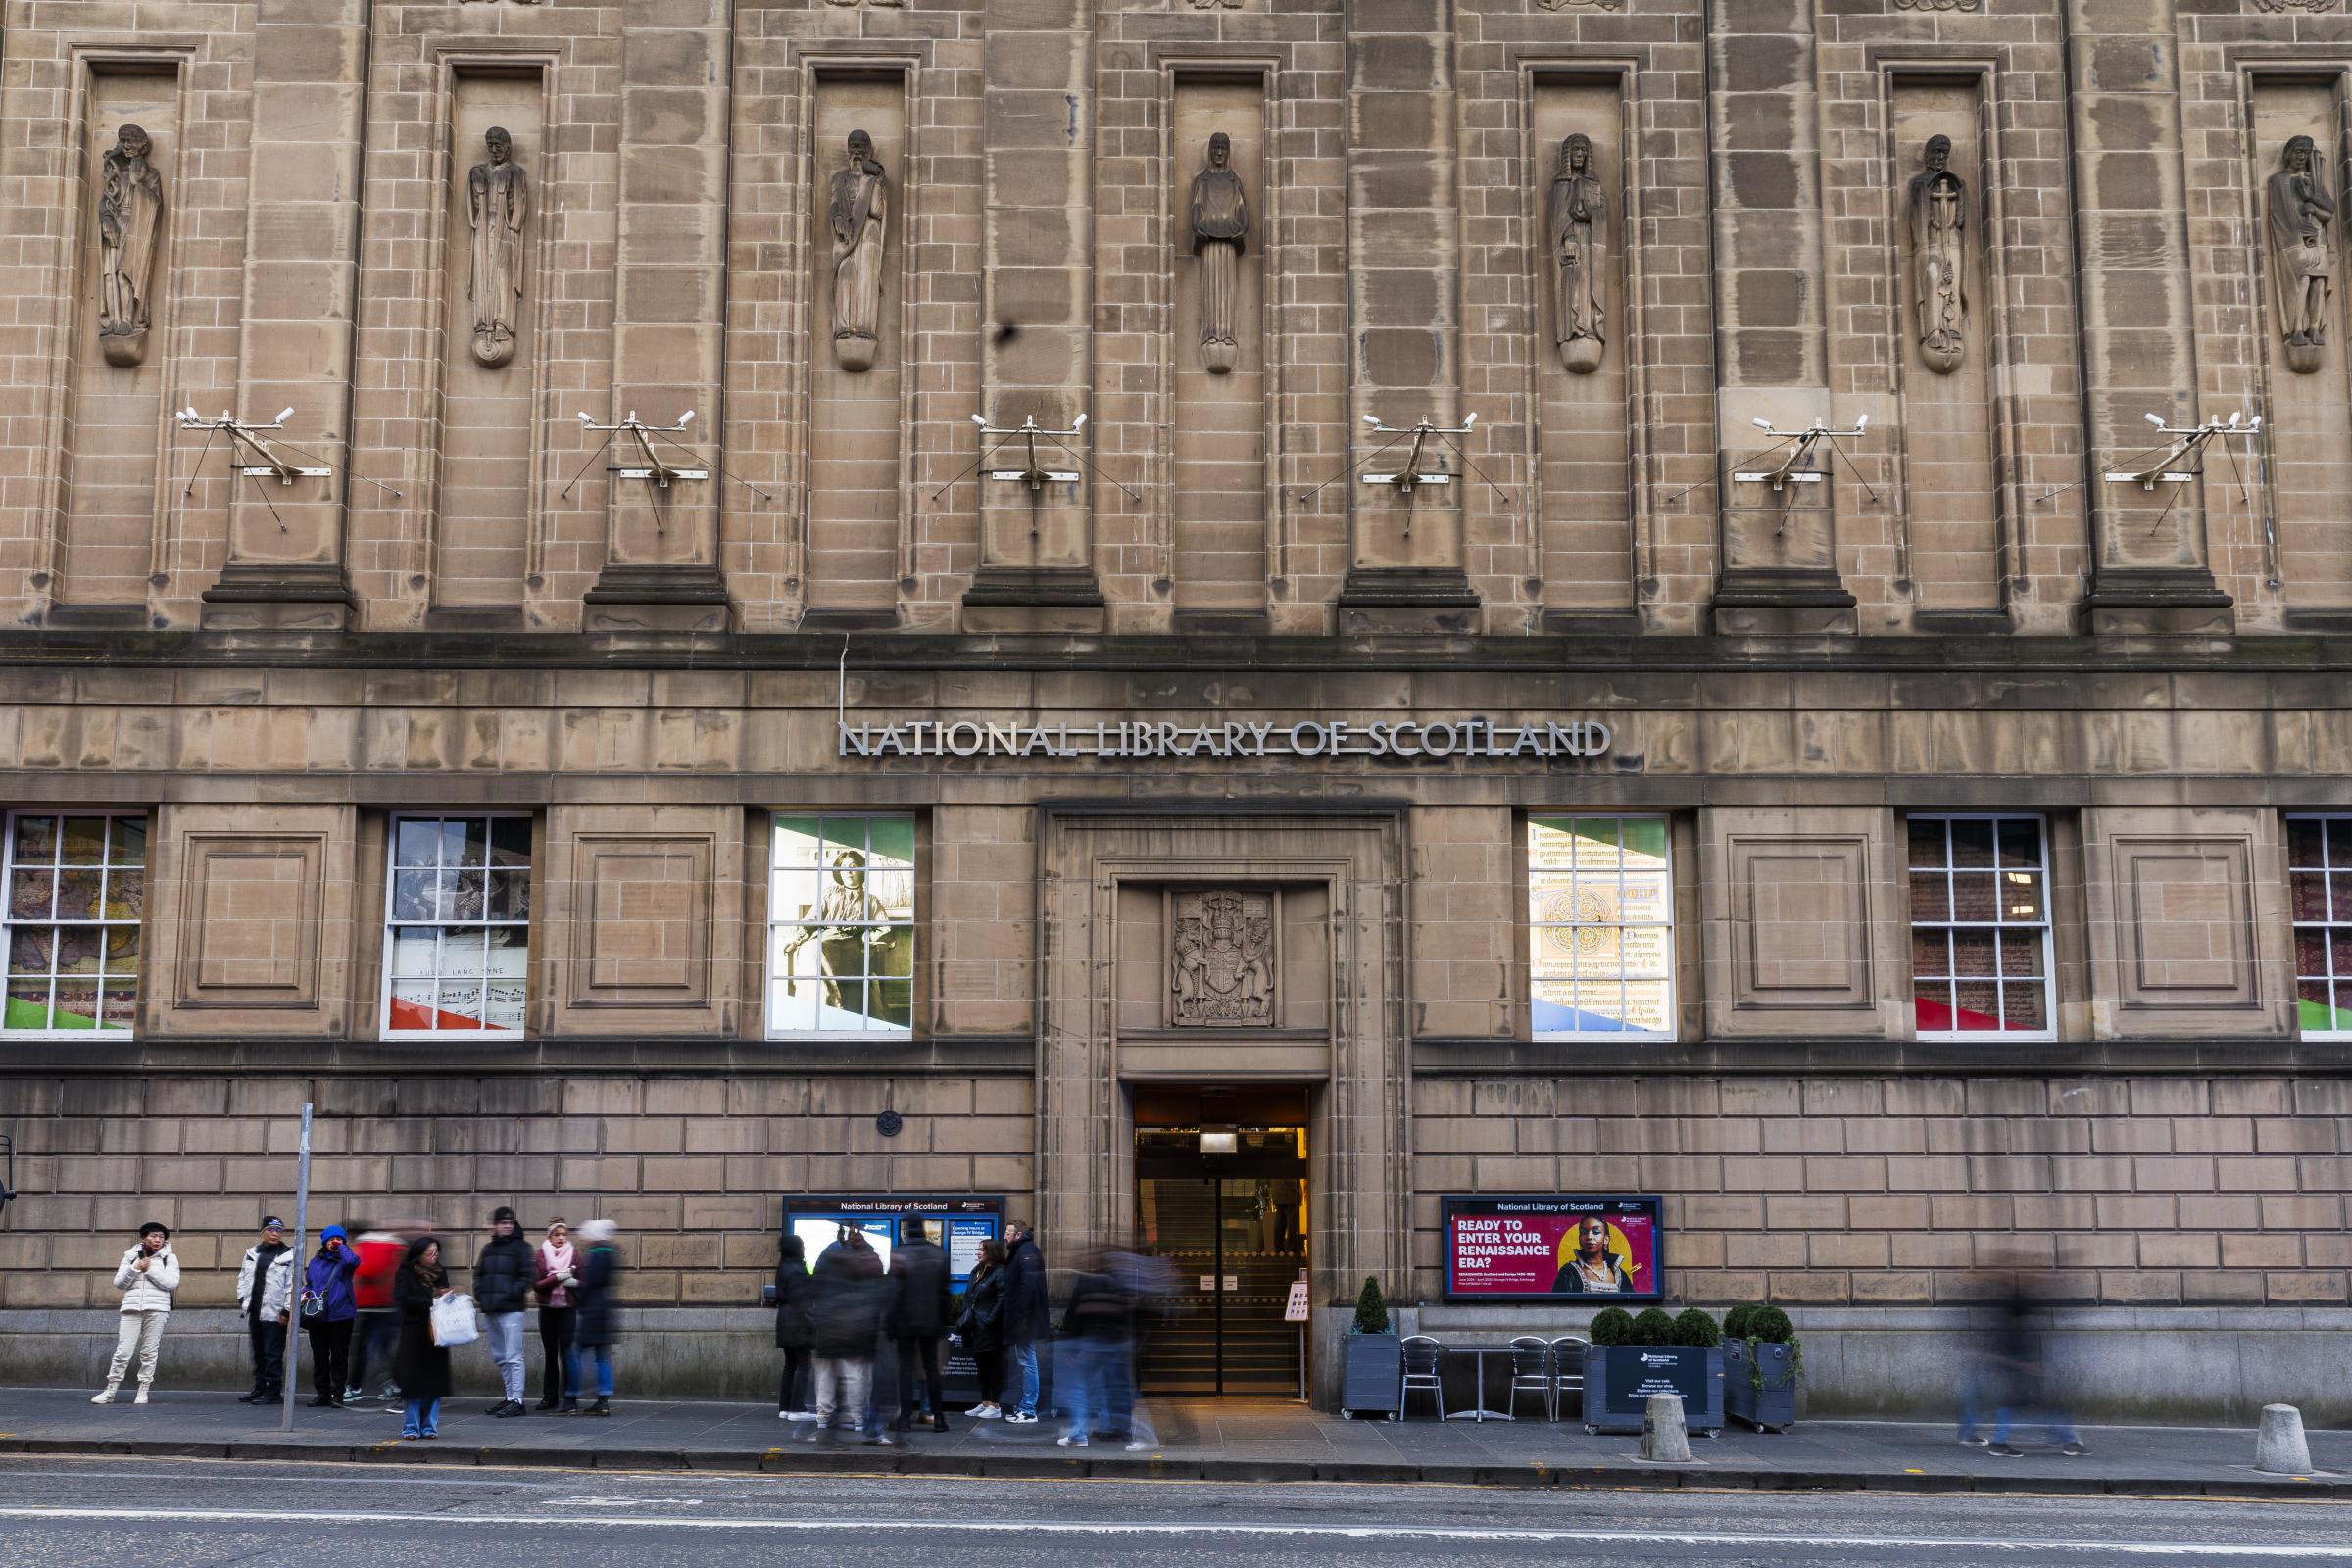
263, 1215, 285, 1230
491, 1205, 518, 1227
138, 1221, 170, 1240
577, 1218, 618, 1244
320, 1225, 349, 1244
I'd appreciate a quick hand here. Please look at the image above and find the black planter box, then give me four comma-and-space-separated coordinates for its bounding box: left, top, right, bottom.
1580, 1345, 1724, 1435
1341, 1332, 1404, 1419
1724, 1339, 1799, 1433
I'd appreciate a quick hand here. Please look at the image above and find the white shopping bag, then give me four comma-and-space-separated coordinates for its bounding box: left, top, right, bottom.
430, 1292, 481, 1348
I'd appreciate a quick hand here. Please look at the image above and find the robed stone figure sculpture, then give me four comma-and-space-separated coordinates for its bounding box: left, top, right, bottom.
1548, 134, 1605, 374
1190, 132, 1249, 374
466, 127, 530, 368
97, 124, 164, 368
1906, 135, 1968, 374
2269, 134, 2336, 374
828, 129, 888, 372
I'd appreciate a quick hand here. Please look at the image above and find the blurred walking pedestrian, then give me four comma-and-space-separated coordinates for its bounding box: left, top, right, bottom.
92, 1221, 179, 1405
392, 1236, 454, 1440
234, 1216, 295, 1405
1985, 1282, 2086, 1457
567, 1218, 621, 1417
888, 1219, 953, 1434
1002, 1219, 1049, 1425
533, 1218, 579, 1411
346, 1221, 413, 1403
774, 1232, 816, 1421
958, 1238, 1009, 1420
300, 1225, 361, 1407
474, 1205, 533, 1417
805, 1223, 890, 1446
1054, 1248, 1131, 1449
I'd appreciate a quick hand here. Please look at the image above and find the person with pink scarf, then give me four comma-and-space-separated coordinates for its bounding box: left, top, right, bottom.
532, 1218, 580, 1412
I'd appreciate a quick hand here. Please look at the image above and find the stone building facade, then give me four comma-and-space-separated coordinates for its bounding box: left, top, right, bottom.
0, 0, 2349, 1416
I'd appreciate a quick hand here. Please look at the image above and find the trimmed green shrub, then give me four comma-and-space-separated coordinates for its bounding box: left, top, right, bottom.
1722, 1303, 1756, 1341
1589, 1306, 1638, 1347
1630, 1306, 1677, 1345
1670, 1307, 1722, 1348
1352, 1276, 1392, 1335
1745, 1304, 1795, 1345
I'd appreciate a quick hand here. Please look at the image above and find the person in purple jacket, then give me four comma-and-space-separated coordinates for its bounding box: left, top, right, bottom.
299, 1225, 362, 1407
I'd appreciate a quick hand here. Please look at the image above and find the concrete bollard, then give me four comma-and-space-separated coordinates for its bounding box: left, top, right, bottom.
2255, 1403, 2313, 1475
1642, 1393, 1691, 1463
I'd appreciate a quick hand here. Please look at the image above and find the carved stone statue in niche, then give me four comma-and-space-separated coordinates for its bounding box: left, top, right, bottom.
466, 127, 530, 368
828, 129, 889, 372
1190, 132, 1250, 374
1906, 135, 1968, 374
2269, 135, 2337, 375
1547, 134, 1605, 374
97, 124, 164, 368
1171, 890, 1272, 1027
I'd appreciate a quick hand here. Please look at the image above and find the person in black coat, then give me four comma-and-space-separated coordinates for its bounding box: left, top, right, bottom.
805, 1227, 889, 1444
774, 1233, 817, 1419
956, 1239, 1009, 1419
1002, 1221, 1049, 1422
569, 1218, 622, 1417
392, 1237, 453, 1440
887, 1221, 955, 1433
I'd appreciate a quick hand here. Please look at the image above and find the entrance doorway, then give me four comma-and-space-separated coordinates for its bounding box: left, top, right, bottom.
1133, 1087, 1309, 1396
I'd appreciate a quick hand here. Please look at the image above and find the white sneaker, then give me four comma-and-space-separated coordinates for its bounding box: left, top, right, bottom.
1056, 1434, 1088, 1447
133, 1390, 150, 1405
971, 1403, 1002, 1420
90, 1389, 116, 1405
1125, 1441, 1152, 1451
1005, 1411, 1037, 1425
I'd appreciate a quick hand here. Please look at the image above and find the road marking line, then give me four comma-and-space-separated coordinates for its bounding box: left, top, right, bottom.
0, 1505, 2343, 1554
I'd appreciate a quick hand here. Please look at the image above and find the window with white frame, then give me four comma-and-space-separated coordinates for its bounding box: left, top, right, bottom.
2289, 814, 2352, 1039
1906, 814, 2052, 1038
383, 814, 530, 1036
3, 812, 146, 1036
767, 813, 914, 1037
1529, 814, 1675, 1039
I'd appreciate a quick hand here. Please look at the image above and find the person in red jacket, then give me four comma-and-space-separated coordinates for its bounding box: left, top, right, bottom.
345, 1220, 421, 1403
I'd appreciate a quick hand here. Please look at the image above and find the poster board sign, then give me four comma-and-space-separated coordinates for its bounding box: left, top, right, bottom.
1441, 1195, 1664, 1302
1284, 1279, 1312, 1323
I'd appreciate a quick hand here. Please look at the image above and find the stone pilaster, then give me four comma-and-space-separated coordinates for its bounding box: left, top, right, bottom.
1335, 0, 1477, 631
199, 0, 369, 630
2063, 0, 2231, 635
581, 1, 733, 634
961, 0, 1103, 632
1704, 0, 1854, 637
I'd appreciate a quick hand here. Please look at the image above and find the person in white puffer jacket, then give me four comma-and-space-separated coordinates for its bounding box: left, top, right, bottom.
93, 1221, 181, 1405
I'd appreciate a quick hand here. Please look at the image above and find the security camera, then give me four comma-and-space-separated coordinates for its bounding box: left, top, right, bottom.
1073, 413, 1088, 430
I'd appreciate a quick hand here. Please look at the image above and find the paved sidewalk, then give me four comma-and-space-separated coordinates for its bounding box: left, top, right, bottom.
2, 1387, 2344, 1499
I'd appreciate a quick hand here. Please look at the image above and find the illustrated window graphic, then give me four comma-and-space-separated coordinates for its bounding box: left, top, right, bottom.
2, 812, 146, 1036
1907, 814, 2052, 1037
2289, 815, 2352, 1039
768, 813, 914, 1037
383, 814, 530, 1035
1529, 815, 1674, 1039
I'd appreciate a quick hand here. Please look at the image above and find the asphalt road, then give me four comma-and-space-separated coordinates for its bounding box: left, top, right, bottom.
0, 1454, 2344, 1566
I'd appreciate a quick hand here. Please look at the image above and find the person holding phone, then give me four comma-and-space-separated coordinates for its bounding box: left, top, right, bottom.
92, 1221, 180, 1405
300, 1226, 362, 1407
392, 1236, 454, 1439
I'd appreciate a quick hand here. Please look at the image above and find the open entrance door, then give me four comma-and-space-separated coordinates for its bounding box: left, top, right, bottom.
1133, 1087, 1308, 1396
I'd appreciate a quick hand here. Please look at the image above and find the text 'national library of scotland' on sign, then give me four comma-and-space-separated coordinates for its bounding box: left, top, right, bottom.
837, 716, 1617, 762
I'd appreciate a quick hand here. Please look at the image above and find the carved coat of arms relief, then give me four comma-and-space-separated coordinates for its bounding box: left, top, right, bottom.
1171, 890, 1274, 1026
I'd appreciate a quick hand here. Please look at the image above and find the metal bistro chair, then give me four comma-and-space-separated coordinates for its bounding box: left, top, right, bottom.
1549, 1335, 1590, 1424
1507, 1335, 1555, 1421
1400, 1334, 1446, 1421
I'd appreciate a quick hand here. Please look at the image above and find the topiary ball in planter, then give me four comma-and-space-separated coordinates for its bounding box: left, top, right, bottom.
1723, 1303, 1756, 1341
1671, 1307, 1722, 1348
1589, 1306, 1637, 1347
1745, 1304, 1795, 1344
1630, 1306, 1677, 1345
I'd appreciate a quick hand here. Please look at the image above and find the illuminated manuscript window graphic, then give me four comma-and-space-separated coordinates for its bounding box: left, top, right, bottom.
2289, 815, 2352, 1039
767, 813, 914, 1038
1906, 814, 2052, 1038
2, 812, 146, 1036
1529, 815, 1674, 1040
383, 814, 531, 1036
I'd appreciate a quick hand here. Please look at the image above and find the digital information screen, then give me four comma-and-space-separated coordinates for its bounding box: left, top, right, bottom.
781, 1194, 1005, 1294
1441, 1195, 1664, 1302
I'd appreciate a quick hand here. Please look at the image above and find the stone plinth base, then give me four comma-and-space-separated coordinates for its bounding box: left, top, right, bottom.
200, 564, 359, 631
582, 564, 733, 634
2084, 569, 2235, 636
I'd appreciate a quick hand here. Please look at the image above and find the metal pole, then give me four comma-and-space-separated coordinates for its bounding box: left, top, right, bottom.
1211, 1177, 1224, 1398
280, 1102, 314, 1433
